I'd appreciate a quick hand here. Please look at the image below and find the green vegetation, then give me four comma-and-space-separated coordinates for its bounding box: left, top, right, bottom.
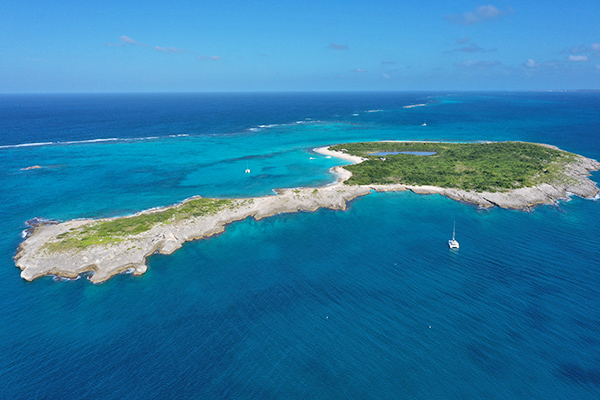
331, 141, 575, 192
46, 198, 233, 252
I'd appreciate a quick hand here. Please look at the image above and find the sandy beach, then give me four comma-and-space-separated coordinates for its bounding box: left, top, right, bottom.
313, 146, 366, 163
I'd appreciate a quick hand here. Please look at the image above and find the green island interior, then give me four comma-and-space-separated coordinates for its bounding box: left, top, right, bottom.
331, 141, 575, 191
45, 198, 235, 252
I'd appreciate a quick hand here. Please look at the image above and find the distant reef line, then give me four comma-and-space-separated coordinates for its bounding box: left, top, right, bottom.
15, 141, 600, 283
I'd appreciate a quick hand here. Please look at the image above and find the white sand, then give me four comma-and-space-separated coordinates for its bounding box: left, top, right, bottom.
313, 146, 366, 164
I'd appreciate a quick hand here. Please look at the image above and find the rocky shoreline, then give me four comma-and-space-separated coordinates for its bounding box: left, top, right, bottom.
15, 144, 600, 283
15, 181, 371, 283
315, 146, 600, 210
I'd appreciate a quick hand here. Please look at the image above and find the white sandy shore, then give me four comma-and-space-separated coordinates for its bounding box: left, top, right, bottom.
15, 143, 600, 284
313, 146, 365, 163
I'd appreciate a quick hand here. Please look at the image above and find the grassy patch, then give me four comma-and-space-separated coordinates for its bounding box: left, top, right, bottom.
331, 141, 575, 192
45, 198, 233, 252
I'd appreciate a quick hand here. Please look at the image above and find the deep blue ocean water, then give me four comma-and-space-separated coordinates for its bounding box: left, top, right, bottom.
1, 92, 599, 399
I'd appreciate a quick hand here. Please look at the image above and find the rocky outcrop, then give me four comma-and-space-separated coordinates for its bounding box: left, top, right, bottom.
15, 183, 370, 283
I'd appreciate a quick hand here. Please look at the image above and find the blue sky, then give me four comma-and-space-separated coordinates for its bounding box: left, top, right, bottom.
2, 1, 600, 92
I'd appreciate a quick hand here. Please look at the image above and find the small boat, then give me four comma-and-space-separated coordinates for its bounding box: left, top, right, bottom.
448, 222, 459, 249
421, 122, 427, 127
245, 168, 251, 174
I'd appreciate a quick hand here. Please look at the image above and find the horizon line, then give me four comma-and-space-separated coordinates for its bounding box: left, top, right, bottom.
2, 89, 600, 95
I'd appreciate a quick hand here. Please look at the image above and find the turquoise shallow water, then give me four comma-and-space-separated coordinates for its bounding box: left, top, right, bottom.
0, 92, 599, 399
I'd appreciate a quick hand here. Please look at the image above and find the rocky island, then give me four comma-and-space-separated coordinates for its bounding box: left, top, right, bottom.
15, 141, 600, 283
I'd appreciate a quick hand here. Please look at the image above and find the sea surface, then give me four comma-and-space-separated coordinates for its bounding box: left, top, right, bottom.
0, 92, 599, 399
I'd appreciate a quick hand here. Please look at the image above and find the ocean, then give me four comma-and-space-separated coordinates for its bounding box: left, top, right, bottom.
0, 92, 599, 399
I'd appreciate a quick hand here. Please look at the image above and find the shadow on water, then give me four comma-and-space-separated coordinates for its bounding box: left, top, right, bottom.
559, 364, 600, 387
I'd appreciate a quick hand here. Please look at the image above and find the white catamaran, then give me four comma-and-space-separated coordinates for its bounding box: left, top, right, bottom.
448, 222, 459, 249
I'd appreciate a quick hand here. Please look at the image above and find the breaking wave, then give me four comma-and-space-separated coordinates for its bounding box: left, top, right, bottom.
0, 134, 190, 149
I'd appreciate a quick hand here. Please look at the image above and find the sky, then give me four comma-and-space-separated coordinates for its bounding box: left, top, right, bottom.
2, 0, 600, 92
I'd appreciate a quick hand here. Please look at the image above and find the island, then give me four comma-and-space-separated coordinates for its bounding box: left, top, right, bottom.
15, 141, 600, 283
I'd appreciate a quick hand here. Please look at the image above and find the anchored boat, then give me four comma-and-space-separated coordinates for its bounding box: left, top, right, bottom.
448, 222, 459, 249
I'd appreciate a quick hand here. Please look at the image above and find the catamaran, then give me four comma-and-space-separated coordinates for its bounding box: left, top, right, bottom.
448, 222, 459, 249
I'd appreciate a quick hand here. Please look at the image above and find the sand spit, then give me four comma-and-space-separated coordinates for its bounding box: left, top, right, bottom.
15, 143, 600, 283
313, 146, 365, 163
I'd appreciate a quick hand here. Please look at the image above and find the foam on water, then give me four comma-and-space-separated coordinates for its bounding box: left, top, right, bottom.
0, 135, 191, 149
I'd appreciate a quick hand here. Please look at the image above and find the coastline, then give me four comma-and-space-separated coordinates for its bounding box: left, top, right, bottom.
15, 142, 600, 283
15, 178, 371, 284
322, 141, 600, 209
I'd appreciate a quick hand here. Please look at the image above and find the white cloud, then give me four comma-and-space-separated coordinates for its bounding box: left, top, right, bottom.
446, 5, 515, 25
118, 35, 148, 47
541, 60, 564, 70
560, 43, 600, 57
520, 58, 570, 73
524, 59, 539, 68
118, 35, 208, 60
120, 35, 137, 45
570, 45, 587, 54
197, 55, 222, 61
154, 46, 189, 54
328, 43, 349, 50
447, 42, 496, 53
561, 45, 587, 55
477, 5, 503, 18
455, 60, 502, 69
568, 55, 589, 62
